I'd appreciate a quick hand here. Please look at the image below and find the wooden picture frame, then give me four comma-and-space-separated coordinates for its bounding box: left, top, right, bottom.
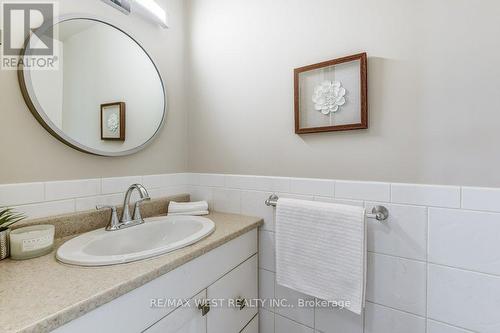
294, 53, 368, 134
101, 102, 126, 141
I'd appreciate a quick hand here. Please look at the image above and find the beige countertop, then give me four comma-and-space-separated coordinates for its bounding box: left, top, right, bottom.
0, 212, 263, 333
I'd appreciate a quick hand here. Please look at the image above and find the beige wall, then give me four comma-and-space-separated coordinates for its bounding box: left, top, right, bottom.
187, 0, 500, 187
0, 0, 188, 184
4, 0, 500, 187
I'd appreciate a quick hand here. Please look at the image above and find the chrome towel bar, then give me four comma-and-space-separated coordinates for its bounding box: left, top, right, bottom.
265, 194, 389, 222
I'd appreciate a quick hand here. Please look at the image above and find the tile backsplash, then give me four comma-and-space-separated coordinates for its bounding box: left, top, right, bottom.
187, 173, 498, 333
2, 173, 500, 332
0, 174, 188, 219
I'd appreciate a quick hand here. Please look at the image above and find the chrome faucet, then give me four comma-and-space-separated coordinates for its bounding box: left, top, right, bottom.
121, 184, 150, 222
97, 184, 151, 231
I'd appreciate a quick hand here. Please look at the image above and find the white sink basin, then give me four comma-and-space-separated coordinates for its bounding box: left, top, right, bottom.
56, 216, 215, 266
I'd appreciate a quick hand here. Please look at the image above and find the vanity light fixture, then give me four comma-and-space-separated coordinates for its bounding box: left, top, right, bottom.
133, 0, 169, 28
102, 0, 169, 28
102, 0, 131, 15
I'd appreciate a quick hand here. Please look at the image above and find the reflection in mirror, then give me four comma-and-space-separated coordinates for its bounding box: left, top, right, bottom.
22, 18, 166, 156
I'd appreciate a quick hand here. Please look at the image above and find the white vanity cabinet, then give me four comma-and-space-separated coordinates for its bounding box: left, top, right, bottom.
207, 255, 258, 333
144, 290, 207, 333
240, 315, 259, 333
145, 255, 258, 333
54, 230, 258, 333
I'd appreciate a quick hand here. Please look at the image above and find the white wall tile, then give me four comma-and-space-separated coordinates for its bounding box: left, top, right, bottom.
260, 309, 275, 333
186, 173, 200, 186
45, 179, 101, 201
275, 313, 313, 333
427, 320, 474, 333
290, 178, 334, 197
188, 186, 214, 209
198, 173, 225, 187
462, 186, 500, 212
225, 175, 272, 191
366, 203, 427, 261
268, 177, 291, 193
429, 208, 500, 275
0, 182, 45, 206
75, 194, 123, 212
101, 176, 143, 194
14, 200, 75, 219
241, 191, 275, 231
224, 175, 290, 192
315, 306, 363, 333
259, 230, 275, 272
175, 173, 190, 186
366, 253, 426, 316
213, 188, 241, 214
364, 303, 425, 333
225, 175, 254, 189
428, 264, 500, 333
140, 188, 161, 200
9, 172, 500, 333
391, 184, 460, 208
275, 283, 314, 328
314, 196, 364, 207
142, 173, 187, 189
276, 193, 314, 201
224, 176, 291, 193
260, 269, 275, 312
148, 186, 188, 199
335, 181, 390, 202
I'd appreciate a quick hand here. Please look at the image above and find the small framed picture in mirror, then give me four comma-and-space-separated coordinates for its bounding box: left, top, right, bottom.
101, 102, 126, 141
294, 53, 368, 134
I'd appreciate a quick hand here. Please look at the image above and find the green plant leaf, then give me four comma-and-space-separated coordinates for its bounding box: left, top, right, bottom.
0, 208, 13, 219
0, 208, 26, 228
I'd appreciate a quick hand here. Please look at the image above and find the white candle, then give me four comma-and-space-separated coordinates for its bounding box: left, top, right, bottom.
10, 225, 55, 260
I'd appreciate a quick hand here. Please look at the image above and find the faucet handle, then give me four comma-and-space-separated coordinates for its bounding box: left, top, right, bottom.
132, 197, 151, 221
96, 205, 121, 231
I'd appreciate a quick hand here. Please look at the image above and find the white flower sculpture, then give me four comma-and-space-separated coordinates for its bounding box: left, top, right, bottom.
312, 81, 347, 115
107, 113, 119, 133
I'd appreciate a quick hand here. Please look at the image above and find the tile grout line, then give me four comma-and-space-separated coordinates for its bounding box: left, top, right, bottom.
367, 251, 426, 264
427, 261, 500, 279
425, 206, 430, 333
368, 250, 500, 279
460, 185, 463, 209
274, 312, 314, 330
427, 318, 479, 333
367, 300, 425, 319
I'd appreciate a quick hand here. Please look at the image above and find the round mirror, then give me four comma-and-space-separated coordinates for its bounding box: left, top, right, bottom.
19, 17, 166, 156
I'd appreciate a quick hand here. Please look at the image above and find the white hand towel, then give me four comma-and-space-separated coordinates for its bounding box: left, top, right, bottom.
168, 201, 209, 215
168, 210, 209, 216
275, 198, 366, 315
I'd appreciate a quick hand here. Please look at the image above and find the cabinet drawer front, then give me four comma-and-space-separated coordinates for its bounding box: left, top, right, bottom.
54, 230, 257, 333
241, 314, 259, 333
144, 290, 207, 333
207, 255, 258, 333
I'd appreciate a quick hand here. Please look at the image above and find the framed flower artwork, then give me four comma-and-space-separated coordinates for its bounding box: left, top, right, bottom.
294, 53, 368, 134
101, 102, 126, 141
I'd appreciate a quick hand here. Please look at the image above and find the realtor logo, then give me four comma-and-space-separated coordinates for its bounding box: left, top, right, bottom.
1, 2, 58, 70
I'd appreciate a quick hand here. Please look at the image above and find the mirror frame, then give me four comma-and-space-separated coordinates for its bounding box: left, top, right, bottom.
18, 15, 167, 157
